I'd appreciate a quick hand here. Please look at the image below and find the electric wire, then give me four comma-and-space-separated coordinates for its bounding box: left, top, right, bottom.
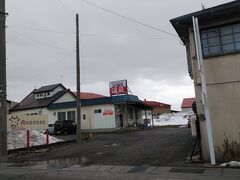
8, 26, 73, 35
8, 26, 165, 40
30, 50, 75, 80
9, 28, 72, 51
56, 0, 75, 18
79, 0, 178, 38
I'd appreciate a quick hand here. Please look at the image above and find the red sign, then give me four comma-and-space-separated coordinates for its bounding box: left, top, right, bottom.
109, 80, 128, 96
103, 109, 114, 116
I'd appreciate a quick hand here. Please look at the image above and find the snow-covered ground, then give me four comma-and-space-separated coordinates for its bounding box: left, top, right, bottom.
153, 112, 192, 126
220, 161, 240, 167
7, 130, 63, 150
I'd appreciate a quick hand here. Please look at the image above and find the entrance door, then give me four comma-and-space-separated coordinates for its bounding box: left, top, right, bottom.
119, 114, 123, 128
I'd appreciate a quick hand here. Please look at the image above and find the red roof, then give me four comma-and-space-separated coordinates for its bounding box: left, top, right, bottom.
74, 92, 106, 100
181, 98, 196, 108
143, 100, 171, 108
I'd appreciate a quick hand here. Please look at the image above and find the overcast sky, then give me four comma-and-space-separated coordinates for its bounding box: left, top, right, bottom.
6, 0, 232, 110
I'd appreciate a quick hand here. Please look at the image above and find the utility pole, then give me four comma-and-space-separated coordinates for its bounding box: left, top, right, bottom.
0, 0, 7, 161
76, 14, 81, 144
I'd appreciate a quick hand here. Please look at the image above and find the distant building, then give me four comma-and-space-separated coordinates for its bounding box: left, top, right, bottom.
143, 100, 171, 115
6, 100, 18, 114
10, 83, 151, 132
181, 98, 195, 112
10, 83, 77, 124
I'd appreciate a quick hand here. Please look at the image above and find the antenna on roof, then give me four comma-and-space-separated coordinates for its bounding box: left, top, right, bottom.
201, 3, 205, 10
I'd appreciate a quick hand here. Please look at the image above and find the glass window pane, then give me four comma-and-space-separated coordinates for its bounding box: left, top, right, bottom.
67, 111, 75, 121
201, 32, 207, 39
209, 46, 221, 54
58, 112, 66, 121
220, 26, 232, 35
222, 44, 235, 52
207, 28, 219, 38
234, 33, 240, 42
202, 39, 208, 47
235, 42, 240, 50
208, 37, 220, 46
233, 24, 240, 33
221, 35, 234, 44
203, 48, 209, 56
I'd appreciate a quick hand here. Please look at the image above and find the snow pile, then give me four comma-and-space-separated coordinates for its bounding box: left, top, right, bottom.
153, 112, 192, 126
220, 161, 240, 167
7, 130, 63, 150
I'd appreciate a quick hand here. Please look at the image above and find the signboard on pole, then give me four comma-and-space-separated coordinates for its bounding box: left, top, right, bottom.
7, 115, 48, 131
109, 80, 128, 96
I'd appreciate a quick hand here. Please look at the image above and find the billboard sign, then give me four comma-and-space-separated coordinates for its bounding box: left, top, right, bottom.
7, 115, 48, 131
109, 80, 128, 96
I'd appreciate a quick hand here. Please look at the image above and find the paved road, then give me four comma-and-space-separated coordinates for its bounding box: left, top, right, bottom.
2, 128, 240, 179
1, 164, 240, 180
8, 128, 195, 167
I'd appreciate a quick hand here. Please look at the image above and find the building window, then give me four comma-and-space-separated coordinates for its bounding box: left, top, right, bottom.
67, 111, 76, 121
94, 109, 102, 113
201, 23, 240, 57
58, 112, 66, 121
83, 114, 86, 120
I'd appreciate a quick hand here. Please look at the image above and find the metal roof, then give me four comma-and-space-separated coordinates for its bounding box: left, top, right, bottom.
170, 0, 240, 44
33, 83, 64, 94
73, 92, 106, 99
10, 89, 73, 112
48, 95, 152, 110
181, 98, 196, 108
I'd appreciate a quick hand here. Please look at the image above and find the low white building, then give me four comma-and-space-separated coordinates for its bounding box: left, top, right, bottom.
10, 84, 151, 132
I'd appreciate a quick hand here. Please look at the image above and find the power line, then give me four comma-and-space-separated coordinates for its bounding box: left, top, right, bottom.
31, 50, 75, 79
56, 0, 75, 18
79, 0, 178, 38
9, 29, 72, 51
8, 26, 73, 35
8, 26, 165, 40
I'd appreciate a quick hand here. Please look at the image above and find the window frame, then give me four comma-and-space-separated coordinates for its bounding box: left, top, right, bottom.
57, 112, 66, 121
200, 22, 240, 58
67, 111, 76, 121
94, 109, 102, 114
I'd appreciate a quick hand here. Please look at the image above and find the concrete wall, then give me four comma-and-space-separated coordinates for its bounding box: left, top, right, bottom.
81, 104, 116, 130
181, 108, 193, 113
188, 20, 240, 161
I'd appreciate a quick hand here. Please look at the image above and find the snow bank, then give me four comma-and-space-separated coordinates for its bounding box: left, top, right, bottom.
7, 130, 63, 150
153, 112, 192, 126
220, 161, 240, 167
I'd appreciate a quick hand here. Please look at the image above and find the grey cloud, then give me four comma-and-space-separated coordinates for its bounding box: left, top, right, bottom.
5, 0, 232, 109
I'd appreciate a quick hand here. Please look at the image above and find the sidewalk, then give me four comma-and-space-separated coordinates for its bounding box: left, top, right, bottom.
0, 163, 240, 180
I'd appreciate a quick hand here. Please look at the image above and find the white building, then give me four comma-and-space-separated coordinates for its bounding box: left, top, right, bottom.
10, 84, 151, 132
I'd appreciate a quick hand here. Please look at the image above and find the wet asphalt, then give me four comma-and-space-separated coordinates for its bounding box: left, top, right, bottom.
8, 127, 195, 167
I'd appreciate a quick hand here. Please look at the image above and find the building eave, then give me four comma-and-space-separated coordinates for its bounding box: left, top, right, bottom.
170, 0, 240, 44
